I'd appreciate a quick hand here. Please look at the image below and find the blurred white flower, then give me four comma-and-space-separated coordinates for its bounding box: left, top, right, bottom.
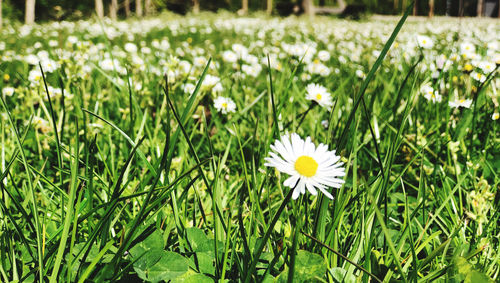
305, 83, 333, 110
449, 98, 472, 109
213, 96, 236, 114
2, 87, 15, 97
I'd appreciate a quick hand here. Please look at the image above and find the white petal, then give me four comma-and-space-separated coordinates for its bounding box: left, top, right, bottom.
305, 182, 318, 195
292, 186, 301, 200
283, 175, 299, 188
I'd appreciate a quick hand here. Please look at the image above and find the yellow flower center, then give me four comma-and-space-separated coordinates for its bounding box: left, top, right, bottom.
316, 93, 322, 100
422, 39, 427, 44
295, 156, 318, 177
3, 74, 10, 81
313, 59, 320, 64
459, 99, 465, 103
222, 102, 227, 108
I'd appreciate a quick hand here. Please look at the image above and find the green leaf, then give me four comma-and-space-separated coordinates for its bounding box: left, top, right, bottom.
277, 250, 327, 282
449, 257, 493, 283
129, 230, 164, 258
186, 227, 211, 253
172, 269, 213, 283
133, 250, 190, 283
194, 252, 215, 276
330, 267, 356, 283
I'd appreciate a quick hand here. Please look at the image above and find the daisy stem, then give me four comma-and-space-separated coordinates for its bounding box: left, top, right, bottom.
243, 188, 294, 283
287, 196, 303, 283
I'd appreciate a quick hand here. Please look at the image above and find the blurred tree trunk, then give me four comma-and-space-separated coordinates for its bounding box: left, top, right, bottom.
413, 0, 418, 15
428, 0, 434, 17
445, 0, 452, 15
242, 0, 248, 14
303, 0, 314, 17
124, 0, 130, 17
136, 0, 143, 16
145, 0, 152, 15
193, 0, 200, 14
319, 0, 325, 6
95, 0, 104, 18
476, 0, 483, 16
25, 0, 35, 24
0, 0, 3, 29
110, 0, 118, 19
394, 0, 399, 11
267, 0, 273, 15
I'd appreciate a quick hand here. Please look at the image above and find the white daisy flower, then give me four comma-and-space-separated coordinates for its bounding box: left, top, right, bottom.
448, 98, 472, 109
317, 50, 330, 62
222, 50, 238, 63
264, 133, 345, 200
124, 42, 138, 53
460, 42, 476, 55
416, 35, 434, 49
478, 61, 495, 74
28, 69, 43, 86
183, 83, 196, 94
305, 83, 333, 110
356, 69, 365, 79
2, 87, 15, 97
213, 96, 236, 114
492, 112, 499, 120
470, 71, 486, 83
421, 85, 442, 103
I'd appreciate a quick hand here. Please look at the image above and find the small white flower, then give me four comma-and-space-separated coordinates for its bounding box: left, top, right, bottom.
67, 36, 78, 45
460, 42, 476, 55
213, 96, 236, 114
2, 87, 15, 96
25, 54, 39, 65
241, 64, 262, 78
478, 61, 495, 74
421, 85, 442, 103
222, 50, 238, 63
355, 69, 365, 79
317, 50, 330, 61
40, 59, 59, 73
183, 83, 196, 94
470, 71, 486, 83
193, 56, 207, 67
492, 112, 499, 120
264, 133, 345, 200
449, 98, 472, 109
28, 69, 43, 85
417, 35, 434, 49
321, 120, 329, 128
305, 83, 333, 110
124, 42, 138, 53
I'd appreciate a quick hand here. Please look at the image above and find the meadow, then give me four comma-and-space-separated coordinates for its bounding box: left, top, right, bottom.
0, 11, 498, 282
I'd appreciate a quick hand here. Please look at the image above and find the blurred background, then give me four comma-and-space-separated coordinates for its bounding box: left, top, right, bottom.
1, 0, 499, 26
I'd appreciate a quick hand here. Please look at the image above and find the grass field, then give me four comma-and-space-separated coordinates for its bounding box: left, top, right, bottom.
0, 11, 499, 282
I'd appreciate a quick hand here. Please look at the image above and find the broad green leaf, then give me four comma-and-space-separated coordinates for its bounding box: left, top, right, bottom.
134, 250, 189, 283
277, 250, 327, 282
330, 267, 356, 283
172, 269, 213, 283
